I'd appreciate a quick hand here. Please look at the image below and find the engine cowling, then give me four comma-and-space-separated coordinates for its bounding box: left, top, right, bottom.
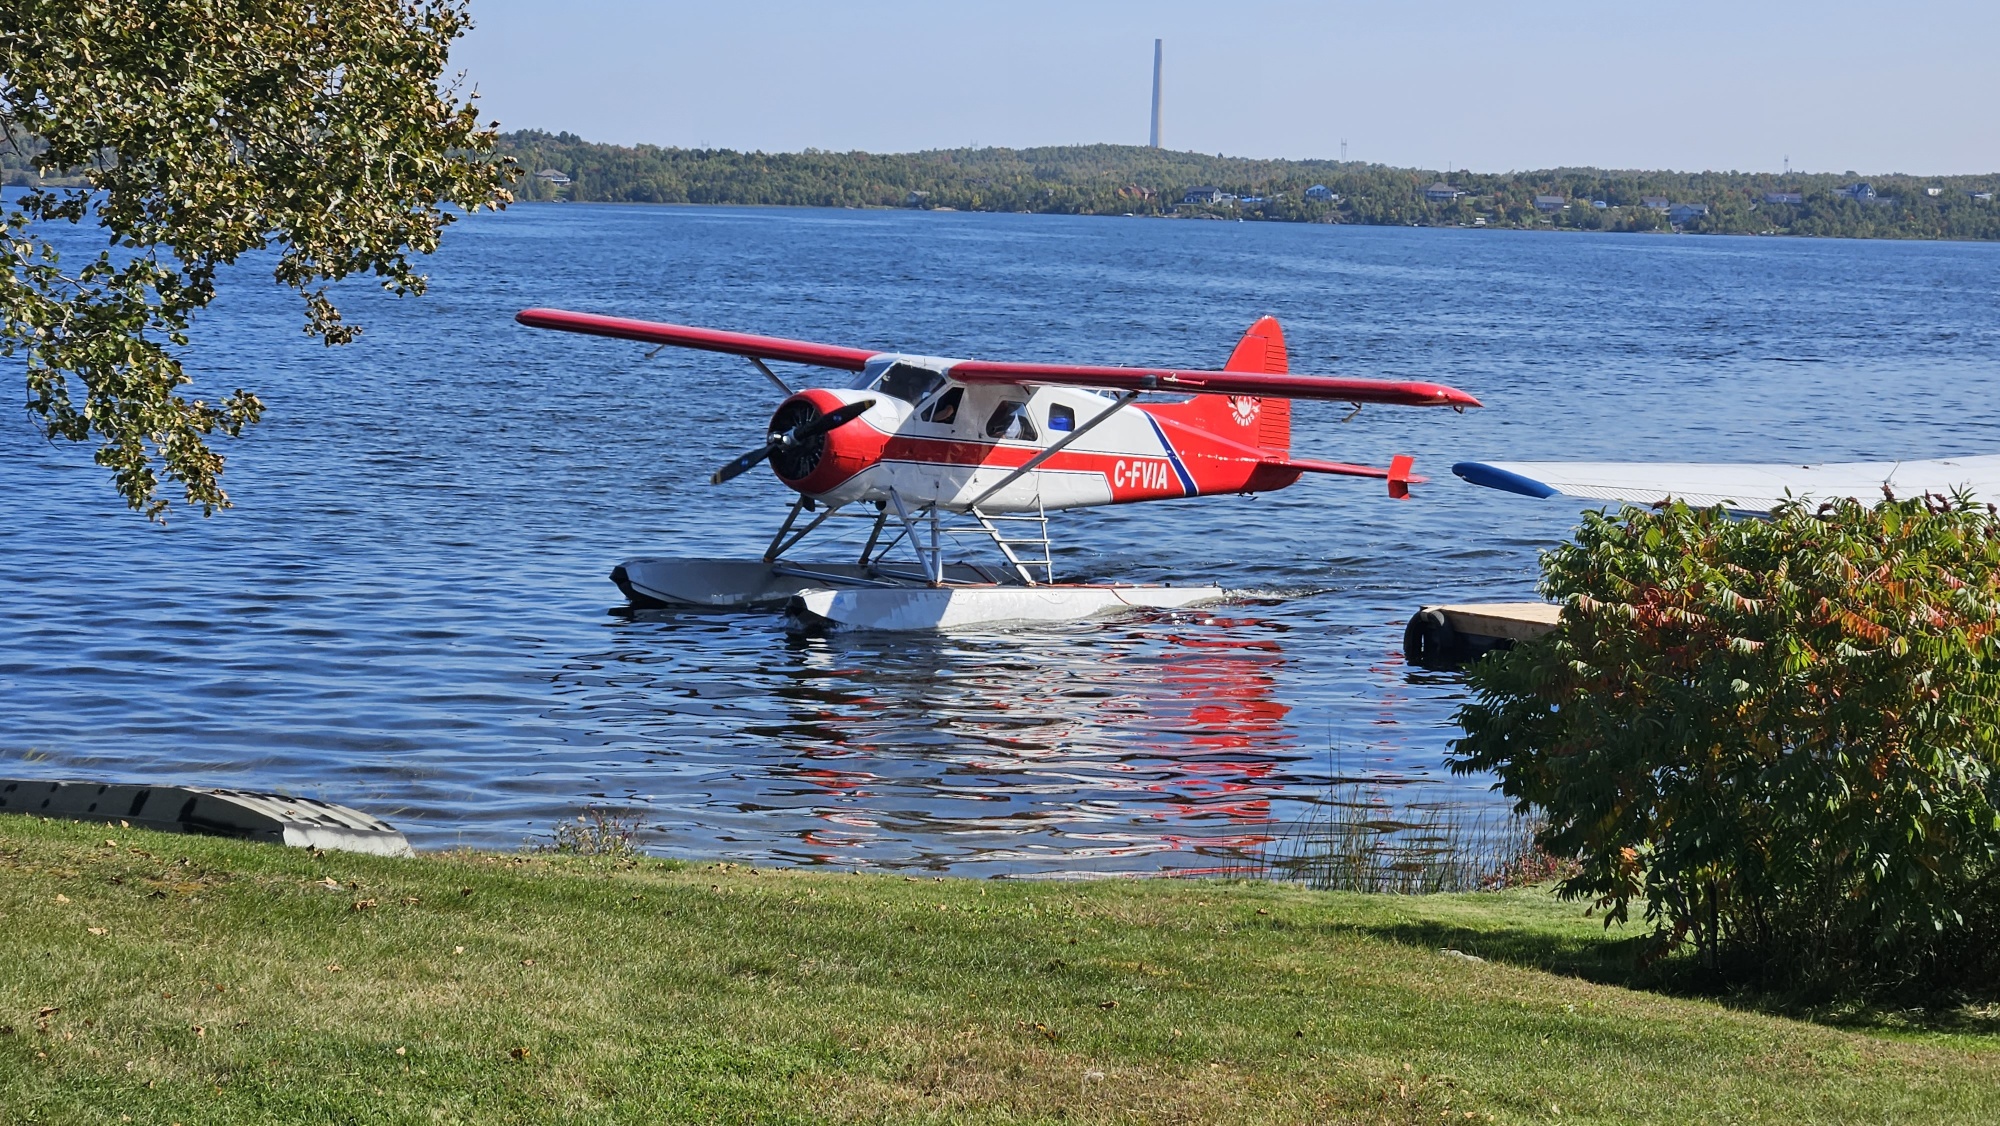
767, 389, 887, 496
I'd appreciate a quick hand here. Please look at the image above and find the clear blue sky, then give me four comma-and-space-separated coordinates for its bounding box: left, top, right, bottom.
452, 0, 1998, 175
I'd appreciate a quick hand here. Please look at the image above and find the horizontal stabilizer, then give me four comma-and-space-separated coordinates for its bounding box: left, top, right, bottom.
1279, 455, 1427, 498
1453, 455, 2000, 515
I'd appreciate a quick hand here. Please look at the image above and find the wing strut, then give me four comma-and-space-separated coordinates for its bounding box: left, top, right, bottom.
966, 391, 1143, 510
749, 357, 793, 396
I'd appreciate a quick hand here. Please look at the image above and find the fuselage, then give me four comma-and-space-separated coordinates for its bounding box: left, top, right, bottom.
773, 354, 1303, 513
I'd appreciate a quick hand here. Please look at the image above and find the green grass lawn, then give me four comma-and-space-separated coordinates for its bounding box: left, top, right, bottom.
3, 814, 1996, 1125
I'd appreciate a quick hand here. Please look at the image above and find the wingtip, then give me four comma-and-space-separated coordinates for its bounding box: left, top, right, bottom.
1414, 383, 1482, 409
1453, 462, 1559, 499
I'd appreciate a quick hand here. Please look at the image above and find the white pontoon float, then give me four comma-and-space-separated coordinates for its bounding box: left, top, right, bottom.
611, 497, 1224, 633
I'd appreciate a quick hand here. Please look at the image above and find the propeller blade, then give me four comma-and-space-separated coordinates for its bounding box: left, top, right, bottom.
796, 398, 875, 439
710, 440, 779, 485
708, 399, 875, 486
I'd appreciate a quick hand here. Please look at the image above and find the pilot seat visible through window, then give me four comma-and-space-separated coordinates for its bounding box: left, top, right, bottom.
985, 400, 1037, 441
922, 387, 963, 424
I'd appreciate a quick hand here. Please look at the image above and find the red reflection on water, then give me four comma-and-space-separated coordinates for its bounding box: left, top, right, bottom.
760, 614, 1308, 868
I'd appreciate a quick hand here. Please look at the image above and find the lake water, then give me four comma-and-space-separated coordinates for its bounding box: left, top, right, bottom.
3, 206, 1997, 874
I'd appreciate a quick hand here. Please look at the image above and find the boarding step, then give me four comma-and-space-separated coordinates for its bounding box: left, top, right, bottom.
969, 502, 1055, 585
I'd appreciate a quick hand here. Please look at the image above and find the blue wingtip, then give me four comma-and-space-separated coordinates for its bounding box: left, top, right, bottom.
1452, 462, 1560, 499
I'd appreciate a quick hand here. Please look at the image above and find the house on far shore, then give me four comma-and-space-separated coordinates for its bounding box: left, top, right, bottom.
1838, 182, 1876, 201
1763, 191, 1803, 205
1641, 196, 1670, 211
1669, 203, 1710, 226
1533, 194, 1566, 212
1424, 182, 1464, 203
533, 169, 572, 187
1926, 187, 1945, 197
1181, 186, 1233, 205
1970, 190, 1996, 202
1305, 183, 1338, 202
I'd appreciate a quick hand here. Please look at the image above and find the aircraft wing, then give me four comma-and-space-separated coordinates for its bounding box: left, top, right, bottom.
1454, 455, 2000, 515
516, 309, 877, 370
948, 360, 1480, 408
517, 307, 1482, 409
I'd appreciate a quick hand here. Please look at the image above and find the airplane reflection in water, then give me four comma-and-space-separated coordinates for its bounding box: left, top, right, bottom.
553, 607, 1491, 875
763, 616, 1296, 869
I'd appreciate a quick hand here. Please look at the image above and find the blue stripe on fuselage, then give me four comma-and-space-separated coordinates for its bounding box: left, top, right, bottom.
1141, 414, 1198, 496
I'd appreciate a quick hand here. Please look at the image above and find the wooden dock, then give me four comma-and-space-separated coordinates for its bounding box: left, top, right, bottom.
1403, 602, 1561, 671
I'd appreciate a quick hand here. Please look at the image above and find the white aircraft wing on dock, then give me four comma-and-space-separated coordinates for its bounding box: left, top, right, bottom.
1452, 454, 2000, 516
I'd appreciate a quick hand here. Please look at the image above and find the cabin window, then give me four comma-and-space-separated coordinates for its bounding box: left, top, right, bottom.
921, 387, 963, 424
873, 362, 946, 405
1047, 403, 1076, 433
985, 400, 1037, 441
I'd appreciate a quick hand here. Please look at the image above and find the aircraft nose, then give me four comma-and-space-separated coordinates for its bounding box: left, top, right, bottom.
768, 388, 889, 495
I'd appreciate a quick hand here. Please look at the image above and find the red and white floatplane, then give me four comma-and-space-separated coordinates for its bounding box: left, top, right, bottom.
518, 308, 1482, 631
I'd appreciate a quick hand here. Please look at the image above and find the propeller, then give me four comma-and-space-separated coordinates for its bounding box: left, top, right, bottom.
710, 399, 876, 485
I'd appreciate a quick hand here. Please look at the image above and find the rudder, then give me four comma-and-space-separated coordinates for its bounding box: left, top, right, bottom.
1144, 316, 1292, 455
1222, 316, 1290, 457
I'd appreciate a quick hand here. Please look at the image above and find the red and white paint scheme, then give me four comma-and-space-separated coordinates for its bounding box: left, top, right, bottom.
516, 308, 1481, 630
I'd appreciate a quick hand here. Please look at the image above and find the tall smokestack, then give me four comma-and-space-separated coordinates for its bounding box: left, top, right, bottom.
1149, 39, 1163, 149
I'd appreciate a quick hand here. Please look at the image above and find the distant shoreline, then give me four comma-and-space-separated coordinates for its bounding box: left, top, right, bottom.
498, 131, 2000, 244
503, 195, 2000, 247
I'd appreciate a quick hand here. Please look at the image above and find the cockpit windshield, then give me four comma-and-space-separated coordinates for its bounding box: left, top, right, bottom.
859, 361, 947, 404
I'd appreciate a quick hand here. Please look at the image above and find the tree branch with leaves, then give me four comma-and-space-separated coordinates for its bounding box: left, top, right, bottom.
1, 0, 513, 518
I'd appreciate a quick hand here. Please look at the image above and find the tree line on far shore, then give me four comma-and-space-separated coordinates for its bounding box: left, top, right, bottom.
499, 131, 2000, 241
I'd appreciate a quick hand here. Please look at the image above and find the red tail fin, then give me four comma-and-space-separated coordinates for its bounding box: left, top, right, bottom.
1223, 315, 1287, 375
1224, 316, 1291, 457
1148, 316, 1292, 453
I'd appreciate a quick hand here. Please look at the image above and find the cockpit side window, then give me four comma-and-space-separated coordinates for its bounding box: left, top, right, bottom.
1047, 403, 1076, 433
984, 400, 1037, 441
921, 386, 963, 424
874, 362, 946, 405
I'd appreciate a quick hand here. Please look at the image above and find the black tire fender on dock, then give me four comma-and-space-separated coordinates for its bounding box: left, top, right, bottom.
1403, 608, 1463, 671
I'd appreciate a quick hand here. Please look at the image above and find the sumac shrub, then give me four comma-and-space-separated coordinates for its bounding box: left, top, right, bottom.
1451, 496, 2000, 993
